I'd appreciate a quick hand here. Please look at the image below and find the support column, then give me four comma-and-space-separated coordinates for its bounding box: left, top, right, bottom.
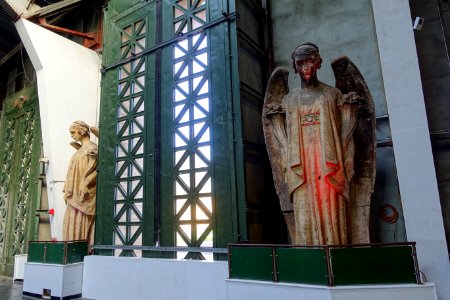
371, 0, 450, 299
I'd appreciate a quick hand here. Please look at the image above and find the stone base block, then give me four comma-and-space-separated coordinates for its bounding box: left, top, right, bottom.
23, 262, 83, 299
226, 279, 437, 300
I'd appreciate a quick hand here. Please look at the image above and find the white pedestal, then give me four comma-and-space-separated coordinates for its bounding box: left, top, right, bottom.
13, 254, 28, 281
23, 262, 83, 299
226, 279, 438, 300
83, 256, 228, 300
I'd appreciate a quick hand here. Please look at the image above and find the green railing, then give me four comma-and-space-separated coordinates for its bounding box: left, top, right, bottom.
228, 242, 420, 286
28, 240, 88, 265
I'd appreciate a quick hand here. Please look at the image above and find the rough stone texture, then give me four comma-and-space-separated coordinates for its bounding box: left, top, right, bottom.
263, 55, 375, 244
268, 0, 408, 243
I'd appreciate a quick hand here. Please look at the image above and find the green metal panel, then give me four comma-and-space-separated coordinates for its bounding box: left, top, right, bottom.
330, 246, 417, 285
208, 1, 246, 251
27, 241, 87, 264
226, 0, 248, 245
276, 248, 329, 285
27, 242, 46, 263
45, 243, 66, 264
66, 241, 88, 264
230, 247, 274, 281
0, 83, 41, 276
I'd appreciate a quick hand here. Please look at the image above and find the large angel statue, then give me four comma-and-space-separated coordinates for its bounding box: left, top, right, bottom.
263, 43, 375, 245
63, 121, 99, 247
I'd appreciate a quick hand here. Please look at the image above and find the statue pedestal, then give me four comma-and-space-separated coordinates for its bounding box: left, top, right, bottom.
226, 279, 438, 300
23, 262, 83, 299
13, 254, 27, 281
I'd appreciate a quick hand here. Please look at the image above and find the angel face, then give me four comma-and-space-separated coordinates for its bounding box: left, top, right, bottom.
69, 126, 82, 142
295, 55, 321, 82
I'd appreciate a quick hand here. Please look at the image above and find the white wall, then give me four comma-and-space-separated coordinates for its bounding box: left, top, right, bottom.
15, 18, 101, 240
371, 0, 450, 299
82, 256, 436, 300
83, 256, 229, 300
227, 280, 437, 300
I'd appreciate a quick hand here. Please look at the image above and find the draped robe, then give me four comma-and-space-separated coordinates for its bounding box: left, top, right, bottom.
282, 83, 357, 245
63, 141, 98, 245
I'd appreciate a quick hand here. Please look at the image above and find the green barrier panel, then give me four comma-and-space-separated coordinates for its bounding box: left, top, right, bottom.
27, 242, 46, 263
230, 247, 274, 281
276, 248, 329, 285
330, 245, 417, 285
46, 243, 66, 264
66, 242, 88, 264
27, 241, 88, 264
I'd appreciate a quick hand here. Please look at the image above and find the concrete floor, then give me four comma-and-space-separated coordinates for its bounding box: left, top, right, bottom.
0, 276, 85, 300
0, 276, 30, 300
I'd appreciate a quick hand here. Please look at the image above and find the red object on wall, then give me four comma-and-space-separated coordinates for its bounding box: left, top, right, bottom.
48, 208, 55, 215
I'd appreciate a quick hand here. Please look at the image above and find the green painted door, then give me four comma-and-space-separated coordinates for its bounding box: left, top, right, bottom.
0, 83, 41, 276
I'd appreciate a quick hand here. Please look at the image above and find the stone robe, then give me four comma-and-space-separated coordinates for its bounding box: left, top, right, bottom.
282, 83, 357, 245
63, 141, 98, 245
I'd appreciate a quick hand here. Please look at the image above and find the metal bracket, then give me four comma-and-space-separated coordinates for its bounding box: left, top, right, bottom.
37, 16, 102, 50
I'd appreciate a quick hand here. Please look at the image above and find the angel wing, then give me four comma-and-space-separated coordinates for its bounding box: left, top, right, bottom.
262, 67, 296, 240
331, 56, 376, 244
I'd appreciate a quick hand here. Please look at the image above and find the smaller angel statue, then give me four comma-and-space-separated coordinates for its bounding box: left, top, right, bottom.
263, 43, 376, 245
63, 121, 99, 247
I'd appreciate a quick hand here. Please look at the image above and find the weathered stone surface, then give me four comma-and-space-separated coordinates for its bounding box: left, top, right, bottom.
263, 44, 375, 245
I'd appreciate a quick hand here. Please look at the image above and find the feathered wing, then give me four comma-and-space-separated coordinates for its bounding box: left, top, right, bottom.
262, 67, 295, 240
331, 56, 376, 244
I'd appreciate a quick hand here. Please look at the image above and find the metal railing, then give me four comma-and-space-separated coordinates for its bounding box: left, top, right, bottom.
228, 242, 421, 286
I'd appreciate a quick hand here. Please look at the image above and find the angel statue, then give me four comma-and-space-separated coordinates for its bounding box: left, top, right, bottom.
263, 42, 375, 245
63, 121, 99, 247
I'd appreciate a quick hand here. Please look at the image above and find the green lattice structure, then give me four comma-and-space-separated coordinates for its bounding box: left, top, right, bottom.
98, 0, 230, 259
0, 83, 41, 276
96, 0, 277, 258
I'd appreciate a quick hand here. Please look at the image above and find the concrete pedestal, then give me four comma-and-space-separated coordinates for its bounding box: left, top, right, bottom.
13, 254, 27, 281
23, 262, 83, 299
82, 255, 438, 300
226, 279, 438, 300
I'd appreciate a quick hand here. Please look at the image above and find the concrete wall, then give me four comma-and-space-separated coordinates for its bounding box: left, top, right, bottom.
15, 19, 101, 241
371, 0, 450, 299
269, 0, 386, 114
409, 0, 450, 252
227, 280, 437, 300
83, 256, 229, 300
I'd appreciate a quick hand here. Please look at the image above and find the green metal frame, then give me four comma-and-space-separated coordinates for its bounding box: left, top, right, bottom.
96, 0, 247, 258
228, 243, 421, 286
96, 2, 156, 257
0, 83, 41, 276
28, 240, 88, 265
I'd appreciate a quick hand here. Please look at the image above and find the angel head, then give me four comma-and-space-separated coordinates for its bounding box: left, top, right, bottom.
69, 120, 90, 142
291, 42, 322, 82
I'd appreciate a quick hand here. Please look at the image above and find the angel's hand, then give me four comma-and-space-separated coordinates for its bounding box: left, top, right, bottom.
343, 91, 364, 104
263, 103, 286, 117
90, 126, 99, 138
